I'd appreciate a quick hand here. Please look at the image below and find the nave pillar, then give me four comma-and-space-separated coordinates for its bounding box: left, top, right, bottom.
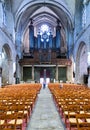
0, 52, 2, 87
67, 65, 73, 83
87, 53, 90, 87
56, 65, 58, 81
8, 59, 15, 84
16, 56, 20, 84
88, 69, 90, 87
32, 65, 34, 80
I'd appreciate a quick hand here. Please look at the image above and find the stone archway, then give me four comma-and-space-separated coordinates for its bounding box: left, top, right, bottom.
2, 44, 13, 85
75, 42, 87, 84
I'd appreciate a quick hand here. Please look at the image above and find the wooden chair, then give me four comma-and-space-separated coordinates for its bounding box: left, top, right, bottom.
83, 104, 90, 115
8, 105, 25, 130
67, 104, 82, 130
76, 113, 90, 130
0, 113, 7, 129
0, 113, 16, 130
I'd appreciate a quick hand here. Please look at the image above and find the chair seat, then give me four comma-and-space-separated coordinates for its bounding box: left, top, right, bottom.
24, 110, 28, 114
64, 111, 68, 115
0, 120, 5, 125
86, 118, 90, 123
8, 119, 15, 124
7, 111, 12, 115
16, 119, 23, 125
80, 111, 85, 114
69, 118, 82, 123
8, 119, 23, 125
86, 112, 90, 115
69, 112, 76, 115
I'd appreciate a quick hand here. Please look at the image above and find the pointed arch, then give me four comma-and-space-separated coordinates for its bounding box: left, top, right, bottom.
75, 42, 87, 83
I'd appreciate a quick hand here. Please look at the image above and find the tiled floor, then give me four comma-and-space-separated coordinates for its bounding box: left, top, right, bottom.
26, 86, 66, 130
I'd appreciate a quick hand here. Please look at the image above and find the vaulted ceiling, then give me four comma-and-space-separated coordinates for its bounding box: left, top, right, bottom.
12, 0, 75, 37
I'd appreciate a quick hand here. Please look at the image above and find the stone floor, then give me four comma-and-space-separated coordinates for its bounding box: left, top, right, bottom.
26, 86, 66, 130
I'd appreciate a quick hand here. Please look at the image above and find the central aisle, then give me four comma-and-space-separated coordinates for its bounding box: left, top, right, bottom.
27, 87, 66, 130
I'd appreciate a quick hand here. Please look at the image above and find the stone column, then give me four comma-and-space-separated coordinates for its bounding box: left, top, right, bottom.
0, 67, 2, 87
8, 60, 14, 84
12, 61, 16, 84
67, 65, 73, 83
88, 66, 90, 87
88, 51, 90, 87
32, 65, 34, 80
56, 65, 58, 81
16, 57, 20, 84
0, 52, 2, 87
88, 75, 90, 87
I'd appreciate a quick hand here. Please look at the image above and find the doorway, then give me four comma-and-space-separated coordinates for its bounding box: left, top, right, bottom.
34, 67, 55, 84
40, 78, 50, 87
40, 69, 50, 87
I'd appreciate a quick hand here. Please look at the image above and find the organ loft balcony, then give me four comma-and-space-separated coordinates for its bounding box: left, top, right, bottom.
19, 22, 72, 66
19, 48, 72, 66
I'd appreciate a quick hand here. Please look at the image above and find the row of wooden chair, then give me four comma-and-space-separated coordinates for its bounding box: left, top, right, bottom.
0, 83, 42, 130
48, 83, 90, 130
